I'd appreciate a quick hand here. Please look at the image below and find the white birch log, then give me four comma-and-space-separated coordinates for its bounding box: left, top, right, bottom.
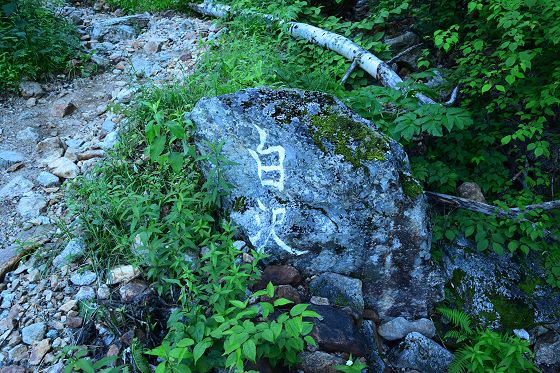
189, 1, 438, 105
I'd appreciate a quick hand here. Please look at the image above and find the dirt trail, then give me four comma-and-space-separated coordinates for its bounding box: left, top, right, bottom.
0, 4, 213, 369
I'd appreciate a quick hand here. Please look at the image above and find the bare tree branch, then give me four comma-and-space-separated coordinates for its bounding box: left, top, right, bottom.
189, 1, 439, 105
341, 59, 358, 84
426, 191, 560, 242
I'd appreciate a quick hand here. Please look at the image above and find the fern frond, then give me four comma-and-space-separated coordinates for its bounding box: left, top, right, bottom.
444, 330, 469, 343
448, 347, 470, 373
438, 307, 473, 335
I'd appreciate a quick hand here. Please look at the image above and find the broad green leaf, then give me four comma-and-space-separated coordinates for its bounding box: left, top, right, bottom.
242, 340, 256, 362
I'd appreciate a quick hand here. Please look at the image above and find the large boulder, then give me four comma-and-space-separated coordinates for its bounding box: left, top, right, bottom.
387, 332, 453, 373
191, 87, 443, 320
442, 237, 560, 330
90, 14, 150, 43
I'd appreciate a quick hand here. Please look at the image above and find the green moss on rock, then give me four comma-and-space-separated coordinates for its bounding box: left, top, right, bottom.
400, 173, 424, 199
309, 112, 390, 168
489, 293, 535, 330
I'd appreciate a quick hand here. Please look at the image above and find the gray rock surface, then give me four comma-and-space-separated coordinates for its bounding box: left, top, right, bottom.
0, 150, 25, 169
16, 193, 47, 219
37, 172, 60, 188
90, 14, 150, 43
378, 316, 436, 341
388, 332, 453, 373
70, 271, 97, 286
99, 131, 119, 150
0, 176, 33, 200
19, 81, 44, 98
53, 238, 86, 267
443, 237, 560, 329
21, 322, 46, 345
75, 286, 95, 301
309, 272, 364, 315
534, 328, 560, 373
299, 351, 346, 373
191, 87, 443, 319
16, 127, 39, 142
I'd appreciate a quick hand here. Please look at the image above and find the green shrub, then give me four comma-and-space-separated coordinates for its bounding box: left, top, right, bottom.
439, 308, 537, 372
0, 0, 81, 90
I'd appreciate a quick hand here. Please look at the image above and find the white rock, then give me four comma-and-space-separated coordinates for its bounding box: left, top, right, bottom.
48, 157, 79, 179
106, 265, 140, 285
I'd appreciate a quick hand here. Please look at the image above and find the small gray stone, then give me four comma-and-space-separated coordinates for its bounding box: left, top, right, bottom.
65, 138, 85, 149
378, 317, 436, 341
0, 176, 33, 200
21, 322, 46, 344
37, 137, 64, 163
119, 281, 147, 302
97, 284, 110, 300
17, 193, 47, 219
75, 286, 95, 301
8, 344, 28, 362
99, 131, 119, 150
37, 172, 60, 188
513, 328, 530, 341
53, 238, 86, 267
388, 332, 453, 373
535, 329, 560, 371
16, 127, 39, 142
51, 100, 77, 118
19, 81, 44, 98
0, 150, 25, 169
1, 291, 15, 308
144, 39, 162, 53
102, 118, 116, 132
70, 271, 97, 286
309, 273, 364, 315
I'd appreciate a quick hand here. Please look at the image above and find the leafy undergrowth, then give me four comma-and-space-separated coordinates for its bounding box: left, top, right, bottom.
61, 0, 558, 370
0, 0, 83, 90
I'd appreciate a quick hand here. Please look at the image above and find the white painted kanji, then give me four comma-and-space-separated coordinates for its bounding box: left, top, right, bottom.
247, 124, 286, 191
247, 124, 307, 255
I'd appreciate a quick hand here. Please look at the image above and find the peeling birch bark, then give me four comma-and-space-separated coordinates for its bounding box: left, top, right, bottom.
189, 1, 438, 105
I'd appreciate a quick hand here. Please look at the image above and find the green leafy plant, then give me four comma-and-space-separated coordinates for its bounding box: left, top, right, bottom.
148, 282, 320, 372
334, 354, 368, 373
60, 346, 128, 373
439, 308, 537, 373
0, 0, 81, 89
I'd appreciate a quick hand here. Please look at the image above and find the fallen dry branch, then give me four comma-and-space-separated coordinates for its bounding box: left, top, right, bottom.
426, 191, 518, 219
189, 1, 438, 105
426, 191, 560, 241
426, 192, 560, 217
